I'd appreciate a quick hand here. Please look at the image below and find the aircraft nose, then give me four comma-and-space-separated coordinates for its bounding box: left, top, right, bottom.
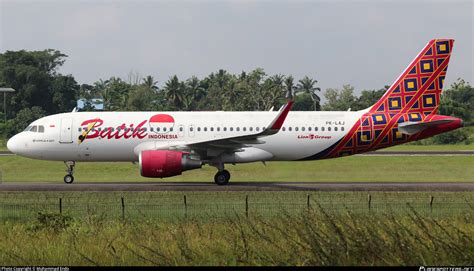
7, 135, 20, 154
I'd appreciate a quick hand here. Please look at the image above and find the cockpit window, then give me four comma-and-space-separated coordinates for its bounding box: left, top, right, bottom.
23, 126, 32, 132
38, 126, 44, 133
30, 126, 38, 132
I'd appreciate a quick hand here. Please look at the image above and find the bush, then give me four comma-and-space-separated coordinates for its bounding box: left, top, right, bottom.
431, 129, 471, 144
28, 212, 73, 232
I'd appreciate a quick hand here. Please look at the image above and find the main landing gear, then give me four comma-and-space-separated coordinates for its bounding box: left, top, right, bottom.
212, 161, 231, 186
64, 161, 75, 184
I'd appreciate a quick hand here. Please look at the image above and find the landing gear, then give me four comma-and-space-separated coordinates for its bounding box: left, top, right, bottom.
64, 161, 75, 184
214, 169, 231, 185
64, 174, 74, 184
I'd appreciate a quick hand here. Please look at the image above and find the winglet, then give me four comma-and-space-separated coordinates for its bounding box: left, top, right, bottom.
267, 101, 293, 132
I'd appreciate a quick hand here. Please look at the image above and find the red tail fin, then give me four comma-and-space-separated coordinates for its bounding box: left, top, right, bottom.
370, 39, 454, 119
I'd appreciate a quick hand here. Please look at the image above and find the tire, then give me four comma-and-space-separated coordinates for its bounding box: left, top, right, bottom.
64, 174, 74, 184
222, 170, 231, 181
214, 171, 230, 185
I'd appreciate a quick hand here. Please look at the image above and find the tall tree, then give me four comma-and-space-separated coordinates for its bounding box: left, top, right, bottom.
284, 75, 296, 99
0, 49, 68, 117
51, 74, 79, 112
163, 75, 183, 110
142, 75, 158, 91
322, 84, 357, 111
297, 76, 321, 111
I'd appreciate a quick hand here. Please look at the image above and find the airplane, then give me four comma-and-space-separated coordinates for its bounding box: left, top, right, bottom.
7, 39, 463, 185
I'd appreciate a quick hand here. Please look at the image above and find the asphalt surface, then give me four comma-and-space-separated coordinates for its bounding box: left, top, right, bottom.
0, 182, 473, 192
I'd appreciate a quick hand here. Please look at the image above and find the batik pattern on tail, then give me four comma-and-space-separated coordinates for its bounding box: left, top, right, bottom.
303, 39, 454, 160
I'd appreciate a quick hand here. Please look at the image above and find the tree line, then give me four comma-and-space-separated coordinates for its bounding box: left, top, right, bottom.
0, 49, 472, 143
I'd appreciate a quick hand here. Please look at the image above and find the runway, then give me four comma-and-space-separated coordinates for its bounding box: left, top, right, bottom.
0, 182, 473, 192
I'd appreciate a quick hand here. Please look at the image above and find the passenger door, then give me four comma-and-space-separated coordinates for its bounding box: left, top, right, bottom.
59, 118, 73, 143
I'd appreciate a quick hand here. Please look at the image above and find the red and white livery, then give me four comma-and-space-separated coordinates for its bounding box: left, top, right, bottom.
7, 39, 463, 185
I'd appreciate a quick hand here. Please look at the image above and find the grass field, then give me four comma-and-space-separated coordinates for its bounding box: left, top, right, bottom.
384, 144, 474, 151
1, 154, 473, 183
0, 191, 471, 266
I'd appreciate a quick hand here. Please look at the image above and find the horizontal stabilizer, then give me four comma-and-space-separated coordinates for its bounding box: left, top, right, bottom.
398, 119, 455, 135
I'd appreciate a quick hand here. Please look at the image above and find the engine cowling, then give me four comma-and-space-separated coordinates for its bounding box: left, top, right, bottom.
139, 150, 202, 178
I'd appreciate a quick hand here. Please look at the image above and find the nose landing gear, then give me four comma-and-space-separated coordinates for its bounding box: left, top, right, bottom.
64, 161, 75, 184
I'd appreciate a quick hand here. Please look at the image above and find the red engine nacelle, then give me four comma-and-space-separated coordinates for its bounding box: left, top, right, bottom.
139, 150, 202, 178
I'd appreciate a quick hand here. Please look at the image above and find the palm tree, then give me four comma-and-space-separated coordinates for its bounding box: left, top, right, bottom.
142, 75, 158, 91
94, 79, 110, 110
284, 75, 296, 99
297, 76, 321, 111
186, 76, 205, 100
163, 75, 183, 109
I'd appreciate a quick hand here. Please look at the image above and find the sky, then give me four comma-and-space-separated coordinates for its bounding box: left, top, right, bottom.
0, 0, 472, 96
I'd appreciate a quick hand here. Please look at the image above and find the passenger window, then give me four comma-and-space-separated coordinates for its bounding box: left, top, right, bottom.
78, 128, 82, 132
289, 127, 292, 131
243, 127, 246, 132
249, 127, 253, 132
230, 127, 234, 132
236, 127, 240, 132
328, 127, 331, 131
282, 127, 286, 131
335, 127, 338, 131
315, 127, 318, 131
341, 127, 345, 131
321, 127, 325, 131
204, 127, 207, 132
256, 127, 260, 132
302, 127, 305, 131
179, 127, 183, 132
224, 127, 227, 132
308, 127, 312, 131
169, 127, 173, 132
163, 127, 167, 132
150, 127, 154, 132
197, 127, 201, 132
210, 127, 214, 132
189, 127, 193, 132
295, 127, 299, 132
217, 127, 220, 132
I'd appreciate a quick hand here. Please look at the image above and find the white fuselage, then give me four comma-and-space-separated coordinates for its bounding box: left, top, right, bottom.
7, 111, 364, 162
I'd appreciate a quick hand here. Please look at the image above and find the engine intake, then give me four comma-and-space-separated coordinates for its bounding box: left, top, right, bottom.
139, 150, 202, 178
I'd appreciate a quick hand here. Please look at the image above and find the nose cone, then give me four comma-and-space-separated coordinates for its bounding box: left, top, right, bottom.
7, 135, 20, 154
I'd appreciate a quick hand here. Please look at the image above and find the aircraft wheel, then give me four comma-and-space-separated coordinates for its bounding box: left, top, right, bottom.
214, 170, 230, 185
64, 174, 74, 184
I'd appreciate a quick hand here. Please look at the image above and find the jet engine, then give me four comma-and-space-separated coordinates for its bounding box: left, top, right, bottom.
139, 150, 202, 178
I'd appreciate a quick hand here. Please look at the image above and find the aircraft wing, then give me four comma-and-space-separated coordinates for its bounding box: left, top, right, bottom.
134, 101, 293, 159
